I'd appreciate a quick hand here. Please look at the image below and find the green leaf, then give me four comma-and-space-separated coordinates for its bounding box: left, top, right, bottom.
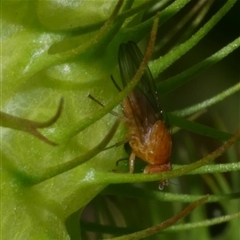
2, 1, 239, 239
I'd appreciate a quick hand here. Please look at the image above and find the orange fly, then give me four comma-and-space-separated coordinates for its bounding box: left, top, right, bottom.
118, 41, 172, 189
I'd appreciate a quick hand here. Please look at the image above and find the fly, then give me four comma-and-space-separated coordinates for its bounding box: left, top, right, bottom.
118, 41, 172, 189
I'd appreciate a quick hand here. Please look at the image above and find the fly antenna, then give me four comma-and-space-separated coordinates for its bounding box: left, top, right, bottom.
88, 94, 121, 118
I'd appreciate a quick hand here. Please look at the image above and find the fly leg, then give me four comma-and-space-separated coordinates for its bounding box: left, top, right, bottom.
129, 152, 136, 173
103, 139, 128, 151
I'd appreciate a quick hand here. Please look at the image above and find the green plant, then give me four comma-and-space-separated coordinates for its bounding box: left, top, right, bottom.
1, 1, 239, 240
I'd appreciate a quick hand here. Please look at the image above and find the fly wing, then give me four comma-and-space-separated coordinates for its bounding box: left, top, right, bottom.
118, 41, 162, 130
